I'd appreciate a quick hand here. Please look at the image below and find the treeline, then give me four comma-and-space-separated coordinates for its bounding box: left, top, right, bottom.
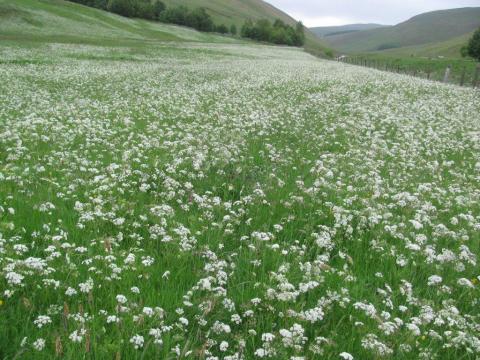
241, 19, 305, 46
69, 0, 236, 34
68, 0, 304, 46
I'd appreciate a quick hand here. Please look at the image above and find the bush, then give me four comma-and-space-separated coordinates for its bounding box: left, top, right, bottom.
160, 6, 188, 26
215, 24, 229, 34
70, 0, 107, 9
465, 27, 480, 62
230, 24, 237, 36
152, 0, 165, 20
186, 8, 214, 32
107, 0, 136, 18
161, 6, 214, 32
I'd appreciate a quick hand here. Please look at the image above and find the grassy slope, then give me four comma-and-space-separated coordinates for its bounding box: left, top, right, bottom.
310, 24, 388, 38
326, 7, 480, 54
379, 32, 474, 58
0, 0, 243, 45
0, 0, 331, 55
161, 0, 330, 54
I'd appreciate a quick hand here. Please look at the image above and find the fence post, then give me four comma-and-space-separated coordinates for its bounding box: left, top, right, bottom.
443, 65, 451, 83
460, 67, 466, 86
473, 65, 480, 88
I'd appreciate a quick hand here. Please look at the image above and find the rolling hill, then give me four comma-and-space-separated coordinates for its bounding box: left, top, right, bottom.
324, 7, 480, 54
156, 0, 329, 53
378, 31, 476, 58
310, 23, 388, 38
0, 0, 241, 45
0, 0, 330, 55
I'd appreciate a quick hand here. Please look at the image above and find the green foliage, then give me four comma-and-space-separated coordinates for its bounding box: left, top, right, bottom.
160, 6, 214, 32
104, 0, 163, 19
186, 7, 214, 32
69, 0, 108, 10
159, 6, 187, 25
152, 0, 166, 20
215, 24, 229, 34
241, 19, 305, 46
465, 27, 480, 61
106, 0, 136, 18
230, 24, 237, 36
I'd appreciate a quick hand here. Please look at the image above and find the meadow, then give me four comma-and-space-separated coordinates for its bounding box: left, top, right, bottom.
0, 36, 480, 360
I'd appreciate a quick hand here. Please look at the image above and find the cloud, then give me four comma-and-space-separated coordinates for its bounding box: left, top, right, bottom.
266, 0, 480, 27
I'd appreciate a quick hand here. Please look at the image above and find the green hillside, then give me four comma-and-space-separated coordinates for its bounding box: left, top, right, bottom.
310, 23, 388, 38
153, 0, 329, 53
326, 7, 480, 54
378, 32, 475, 58
0, 0, 330, 55
0, 0, 245, 45
162, 0, 295, 28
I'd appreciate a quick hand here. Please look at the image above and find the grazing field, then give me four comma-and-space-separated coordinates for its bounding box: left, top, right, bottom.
1, 38, 480, 360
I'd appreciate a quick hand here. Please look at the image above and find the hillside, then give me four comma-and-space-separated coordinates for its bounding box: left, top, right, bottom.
0, 0, 330, 55
325, 7, 480, 54
378, 31, 475, 58
0, 0, 242, 45
153, 0, 329, 53
310, 23, 388, 38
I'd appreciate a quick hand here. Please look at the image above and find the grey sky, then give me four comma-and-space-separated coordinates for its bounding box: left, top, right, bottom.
266, 0, 480, 27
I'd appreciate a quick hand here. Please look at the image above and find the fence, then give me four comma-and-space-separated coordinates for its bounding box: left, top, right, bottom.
337, 56, 480, 88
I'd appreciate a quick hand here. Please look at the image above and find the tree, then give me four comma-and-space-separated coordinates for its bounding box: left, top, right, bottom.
465, 27, 480, 61
230, 24, 237, 36
107, 0, 136, 17
293, 21, 305, 46
153, 0, 165, 20
185, 8, 214, 32
240, 18, 304, 46
215, 24, 229, 34
93, 0, 108, 10
135, 0, 155, 20
160, 6, 189, 26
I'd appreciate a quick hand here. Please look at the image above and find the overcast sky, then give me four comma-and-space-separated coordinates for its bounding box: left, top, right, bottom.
266, 0, 480, 27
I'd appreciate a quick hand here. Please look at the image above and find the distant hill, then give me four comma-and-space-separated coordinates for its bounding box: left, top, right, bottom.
324, 7, 480, 55
310, 24, 388, 37
378, 31, 475, 58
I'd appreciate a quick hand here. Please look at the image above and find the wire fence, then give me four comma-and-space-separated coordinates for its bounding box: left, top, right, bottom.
337, 56, 480, 88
